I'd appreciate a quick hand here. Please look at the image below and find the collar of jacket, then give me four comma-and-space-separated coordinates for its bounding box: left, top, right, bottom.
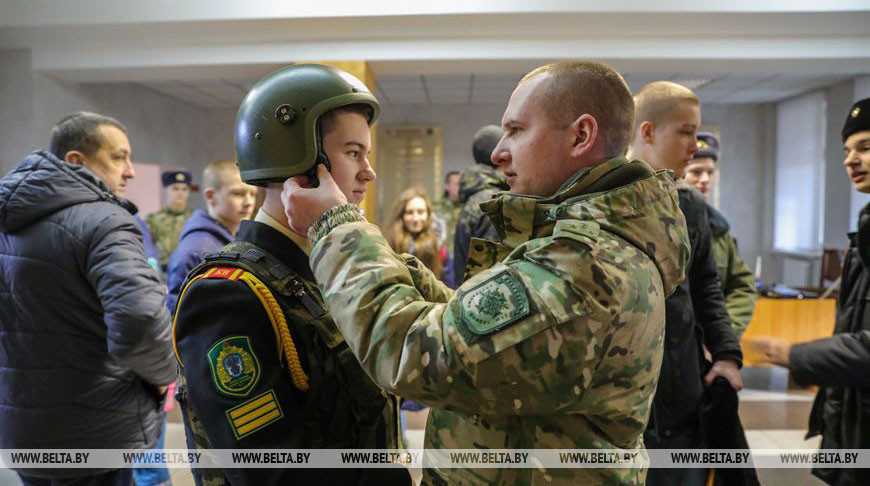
479, 157, 655, 249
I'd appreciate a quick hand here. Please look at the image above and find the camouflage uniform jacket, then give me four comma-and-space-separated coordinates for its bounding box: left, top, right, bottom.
453, 164, 510, 284
706, 203, 757, 338
308, 157, 690, 486
146, 207, 194, 271
432, 197, 462, 255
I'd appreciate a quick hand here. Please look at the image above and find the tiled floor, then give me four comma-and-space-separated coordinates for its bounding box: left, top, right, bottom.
0, 368, 833, 485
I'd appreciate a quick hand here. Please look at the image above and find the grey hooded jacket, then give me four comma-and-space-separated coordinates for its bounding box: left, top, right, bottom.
0, 151, 176, 466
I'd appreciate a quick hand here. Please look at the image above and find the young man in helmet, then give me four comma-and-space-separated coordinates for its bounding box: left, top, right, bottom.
172, 64, 411, 486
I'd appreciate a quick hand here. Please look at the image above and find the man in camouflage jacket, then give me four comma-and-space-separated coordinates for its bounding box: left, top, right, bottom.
431, 170, 462, 255
282, 61, 690, 486
146, 170, 194, 272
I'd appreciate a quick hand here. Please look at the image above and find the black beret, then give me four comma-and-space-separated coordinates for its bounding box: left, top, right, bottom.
694, 132, 719, 162
843, 98, 870, 143
161, 170, 192, 187
472, 125, 503, 166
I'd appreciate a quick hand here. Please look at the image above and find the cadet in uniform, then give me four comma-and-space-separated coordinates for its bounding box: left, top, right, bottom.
683, 132, 757, 337
146, 169, 194, 271
172, 65, 410, 486
753, 98, 870, 486
282, 61, 691, 485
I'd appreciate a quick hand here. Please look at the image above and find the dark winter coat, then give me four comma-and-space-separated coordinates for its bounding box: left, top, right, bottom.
789, 204, 870, 486
0, 151, 176, 475
452, 164, 509, 284
648, 183, 743, 437
166, 209, 233, 313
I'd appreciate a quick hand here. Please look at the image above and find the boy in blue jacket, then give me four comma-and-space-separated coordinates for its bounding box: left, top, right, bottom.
166, 159, 257, 313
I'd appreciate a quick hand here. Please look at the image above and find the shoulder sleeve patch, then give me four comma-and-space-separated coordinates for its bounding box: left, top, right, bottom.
459, 270, 530, 340
225, 389, 284, 440
207, 335, 261, 397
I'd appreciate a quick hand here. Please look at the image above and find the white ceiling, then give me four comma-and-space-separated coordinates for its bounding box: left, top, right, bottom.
129, 72, 856, 110
3, 1, 868, 109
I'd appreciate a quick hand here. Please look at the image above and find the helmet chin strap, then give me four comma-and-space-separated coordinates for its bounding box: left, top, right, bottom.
306, 120, 332, 188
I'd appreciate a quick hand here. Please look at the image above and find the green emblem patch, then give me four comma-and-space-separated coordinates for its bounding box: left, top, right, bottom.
207, 336, 261, 397
460, 270, 530, 337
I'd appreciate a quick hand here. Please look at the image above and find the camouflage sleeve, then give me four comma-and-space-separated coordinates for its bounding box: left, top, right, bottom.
144, 213, 160, 242
402, 253, 453, 303
310, 206, 642, 416
721, 235, 758, 338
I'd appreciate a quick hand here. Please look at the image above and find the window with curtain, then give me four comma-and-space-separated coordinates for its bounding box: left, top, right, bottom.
773, 91, 827, 253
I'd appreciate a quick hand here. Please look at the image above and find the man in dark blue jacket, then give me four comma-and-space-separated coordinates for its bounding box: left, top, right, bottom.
166, 159, 256, 313
0, 112, 176, 485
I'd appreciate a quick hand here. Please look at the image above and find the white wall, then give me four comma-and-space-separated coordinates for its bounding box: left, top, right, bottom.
0, 49, 243, 212
701, 103, 774, 280
0, 49, 34, 176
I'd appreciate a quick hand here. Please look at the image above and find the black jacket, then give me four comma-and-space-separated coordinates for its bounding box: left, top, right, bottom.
648, 184, 743, 436
701, 377, 760, 486
0, 152, 175, 471
452, 164, 509, 284
789, 204, 870, 486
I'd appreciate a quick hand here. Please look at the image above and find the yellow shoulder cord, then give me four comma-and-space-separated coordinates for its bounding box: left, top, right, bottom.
238, 272, 310, 392
171, 268, 310, 393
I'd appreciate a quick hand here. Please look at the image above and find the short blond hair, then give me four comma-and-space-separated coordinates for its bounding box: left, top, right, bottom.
520, 61, 635, 157
633, 81, 700, 133
203, 159, 241, 191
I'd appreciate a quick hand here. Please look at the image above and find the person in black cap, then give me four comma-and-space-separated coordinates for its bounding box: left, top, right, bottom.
146, 169, 194, 272
684, 132, 758, 338
452, 124, 509, 284
753, 98, 870, 486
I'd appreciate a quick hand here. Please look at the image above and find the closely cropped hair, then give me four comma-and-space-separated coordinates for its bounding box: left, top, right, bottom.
520, 61, 635, 158
203, 159, 241, 192
319, 104, 374, 136
385, 188, 443, 278
633, 81, 700, 134
49, 111, 127, 160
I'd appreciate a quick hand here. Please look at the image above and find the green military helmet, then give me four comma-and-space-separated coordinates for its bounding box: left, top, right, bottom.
236, 64, 380, 185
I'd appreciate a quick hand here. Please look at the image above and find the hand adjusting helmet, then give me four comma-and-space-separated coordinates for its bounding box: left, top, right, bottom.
236, 64, 380, 186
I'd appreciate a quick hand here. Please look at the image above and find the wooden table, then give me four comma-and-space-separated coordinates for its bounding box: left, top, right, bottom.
740, 297, 837, 366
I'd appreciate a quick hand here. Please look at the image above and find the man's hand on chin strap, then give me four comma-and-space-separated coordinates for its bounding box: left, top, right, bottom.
282, 164, 348, 237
